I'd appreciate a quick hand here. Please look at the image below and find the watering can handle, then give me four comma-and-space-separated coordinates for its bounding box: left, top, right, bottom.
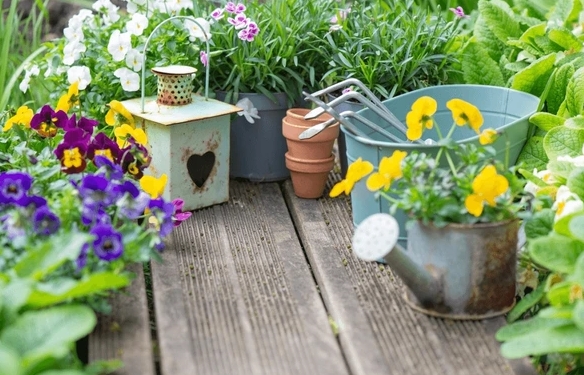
140, 15, 211, 112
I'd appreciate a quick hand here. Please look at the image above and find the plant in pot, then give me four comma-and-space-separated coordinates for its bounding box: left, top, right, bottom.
199, 0, 338, 181
331, 95, 532, 319
304, 0, 461, 175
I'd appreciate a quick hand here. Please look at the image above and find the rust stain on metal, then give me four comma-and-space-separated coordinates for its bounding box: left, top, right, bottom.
466, 221, 518, 314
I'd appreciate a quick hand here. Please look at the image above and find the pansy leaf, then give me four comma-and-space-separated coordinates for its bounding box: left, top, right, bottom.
496, 315, 573, 341
506, 282, 547, 323
566, 67, 584, 116
500, 324, 584, 358
529, 233, 584, 273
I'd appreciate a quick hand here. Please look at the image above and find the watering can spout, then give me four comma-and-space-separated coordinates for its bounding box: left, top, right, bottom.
352, 214, 441, 305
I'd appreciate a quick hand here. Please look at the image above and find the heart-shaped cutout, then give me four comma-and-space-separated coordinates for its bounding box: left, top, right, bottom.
186, 151, 215, 187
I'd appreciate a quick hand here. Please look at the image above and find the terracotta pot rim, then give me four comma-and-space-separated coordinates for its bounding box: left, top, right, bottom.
417, 218, 519, 230
285, 152, 334, 164
282, 117, 339, 130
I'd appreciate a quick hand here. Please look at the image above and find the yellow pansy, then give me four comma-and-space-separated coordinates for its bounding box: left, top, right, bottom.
56, 81, 80, 113
105, 100, 135, 127
366, 150, 407, 191
464, 165, 509, 217
405, 96, 437, 141
3, 105, 34, 131
114, 124, 148, 147
446, 98, 483, 133
329, 157, 374, 197
140, 174, 168, 199
63, 147, 84, 168
478, 128, 498, 145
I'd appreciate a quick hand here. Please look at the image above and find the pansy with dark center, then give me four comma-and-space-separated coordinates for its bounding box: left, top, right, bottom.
87, 132, 121, 164
0, 171, 33, 206
76, 174, 122, 224
30, 105, 68, 138
90, 223, 123, 261
120, 141, 151, 180
54, 140, 88, 174
32, 206, 61, 235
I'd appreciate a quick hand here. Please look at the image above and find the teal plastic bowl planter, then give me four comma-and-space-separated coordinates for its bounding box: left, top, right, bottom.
343, 85, 539, 245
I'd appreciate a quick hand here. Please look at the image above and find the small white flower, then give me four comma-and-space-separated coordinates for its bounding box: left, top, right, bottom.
552, 185, 584, 221
67, 66, 92, 90
108, 30, 132, 62
126, 0, 147, 14
93, 0, 120, 24
63, 41, 87, 66
125, 48, 144, 72
235, 97, 261, 124
126, 12, 149, 36
18, 65, 40, 93
185, 17, 212, 41
64, 25, 84, 43
329, 24, 342, 32
114, 67, 140, 92
68, 9, 93, 29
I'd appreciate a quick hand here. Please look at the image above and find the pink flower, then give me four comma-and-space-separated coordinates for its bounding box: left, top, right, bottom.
225, 2, 236, 13
449, 6, 469, 18
342, 87, 352, 94
228, 13, 249, 29
172, 198, 192, 227
200, 51, 208, 67
211, 7, 224, 20
235, 3, 246, 14
246, 21, 259, 36
238, 28, 255, 42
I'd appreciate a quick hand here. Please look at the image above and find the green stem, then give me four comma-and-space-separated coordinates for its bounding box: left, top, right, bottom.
378, 191, 400, 205
434, 120, 444, 140
444, 149, 457, 176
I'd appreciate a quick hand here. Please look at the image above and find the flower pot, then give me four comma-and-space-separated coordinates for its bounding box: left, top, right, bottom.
404, 219, 519, 319
345, 85, 539, 246
282, 109, 339, 160
285, 152, 334, 198
216, 91, 290, 182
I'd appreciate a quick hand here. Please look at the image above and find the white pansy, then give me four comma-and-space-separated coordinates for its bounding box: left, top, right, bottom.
126, 0, 148, 14
18, 65, 40, 93
125, 49, 144, 72
114, 67, 140, 92
68, 9, 93, 29
524, 168, 556, 195
107, 30, 132, 62
126, 12, 149, 36
93, 0, 120, 24
67, 66, 92, 90
185, 17, 212, 42
552, 185, 584, 221
64, 25, 84, 43
63, 41, 87, 66
235, 97, 260, 124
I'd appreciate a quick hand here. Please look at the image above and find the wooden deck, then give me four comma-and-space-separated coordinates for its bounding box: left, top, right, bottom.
89, 173, 538, 375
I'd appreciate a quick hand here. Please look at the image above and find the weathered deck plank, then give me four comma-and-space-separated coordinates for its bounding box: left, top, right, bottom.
283, 174, 538, 375
88, 263, 155, 375
151, 181, 348, 375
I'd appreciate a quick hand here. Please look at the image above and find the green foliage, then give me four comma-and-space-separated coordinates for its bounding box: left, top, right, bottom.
304, 0, 459, 100
0, 0, 52, 113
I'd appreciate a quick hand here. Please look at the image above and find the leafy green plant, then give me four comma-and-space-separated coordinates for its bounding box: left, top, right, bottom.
0, 0, 51, 113
305, 0, 460, 100
202, 0, 336, 105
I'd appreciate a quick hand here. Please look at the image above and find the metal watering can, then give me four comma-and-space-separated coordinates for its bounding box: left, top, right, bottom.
352, 213, 519, 320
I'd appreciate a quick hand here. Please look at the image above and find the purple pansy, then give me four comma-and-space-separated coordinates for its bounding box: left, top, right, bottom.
172, 198, 191, 227
94, 156, 124, 180
0, 171, 33, 206
63, 127, 92, 145
116, 180, 150, 219
32, 206, 61, 235
77, 174, 122, 224
149, 198, 174, 237
90, 223, 124, 261
30, 105, 68, 138
54, 140, 88, 174
87, 132, 121, 164
63, 114, 97, 140
119, 141, 151, 180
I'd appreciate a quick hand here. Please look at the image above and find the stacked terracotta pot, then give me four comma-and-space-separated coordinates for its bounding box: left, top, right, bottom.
282, 108, 339, 198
